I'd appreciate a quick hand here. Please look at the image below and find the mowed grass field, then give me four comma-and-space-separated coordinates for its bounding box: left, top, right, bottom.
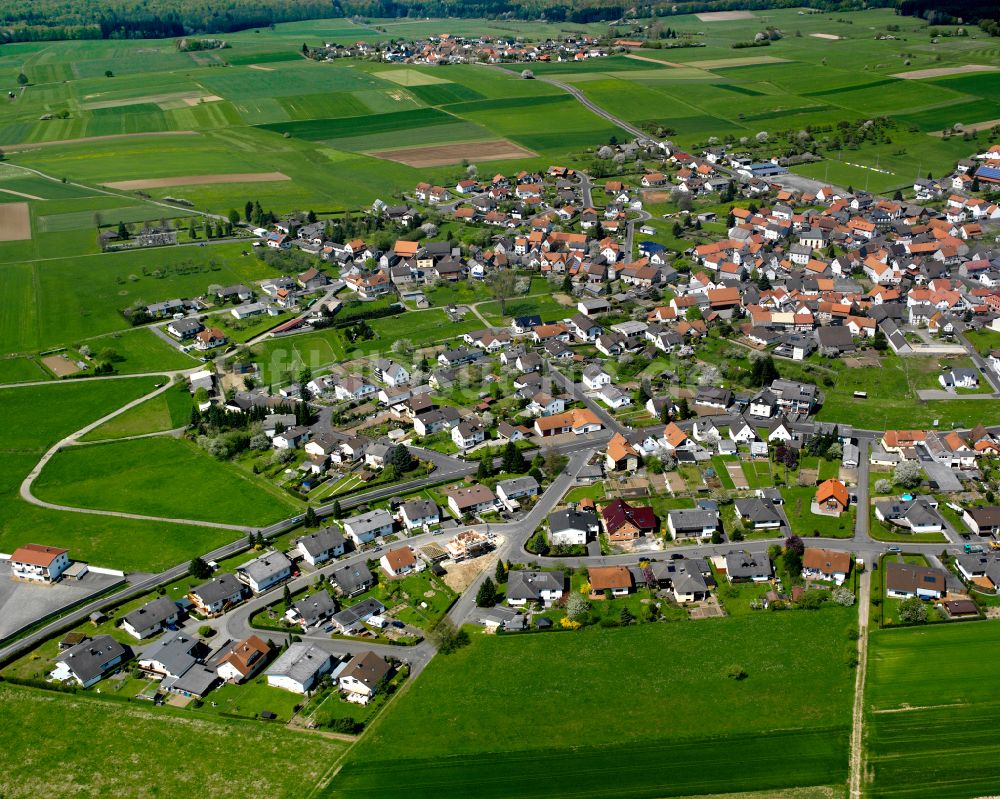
0, 378, 239, 570
332, 609, 856, 799
0, 685, 344, 799
865, 623, 1000, 798
33, 435, 300, 526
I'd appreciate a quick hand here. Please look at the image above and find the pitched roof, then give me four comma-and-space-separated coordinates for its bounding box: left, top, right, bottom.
802, 547, 851, 575
11, 543, 67, 567
815, 478, 849, 507
588, 565, 633, 591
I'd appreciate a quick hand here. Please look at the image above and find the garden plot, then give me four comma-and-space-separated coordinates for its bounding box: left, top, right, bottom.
726, 461, 750, 489
370, 139, 536, 167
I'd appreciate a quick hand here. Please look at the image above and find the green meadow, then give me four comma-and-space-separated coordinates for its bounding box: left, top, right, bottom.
33, 435, 300, 526
0, 685, 345, 799
0, 378, 238, 570
332, 608, 856, 799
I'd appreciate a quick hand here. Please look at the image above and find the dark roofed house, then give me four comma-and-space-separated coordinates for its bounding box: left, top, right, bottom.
884, 561, 946, 599
52, 634, 131, 688
331, 562, 375, 597
601, 499, 658, 542
122, 596, 180, 640
339, 651, 392, 703
506, 570, 564, 607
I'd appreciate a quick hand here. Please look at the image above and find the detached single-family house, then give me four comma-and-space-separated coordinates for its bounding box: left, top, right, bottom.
884, 561, 946, 600
339, 651, 392, 704
587, 565, 633, 597
121, 596, 180, 640
446, 484, 497, 518
236, 551, 293, 594
343, 509, 394, 545
802, 548, 851, 585
380, 546, 423, 578
724, 551, 772, 583
666, 508, 719, 540
214, 635, 271, 683
296, 527, 347, 566
400, 498, 439, 530
51, 635, 131, 688
189, 574, 245, 616
507, 570, 564, 607
266, 643, 334, 694
548, 508, 599, 547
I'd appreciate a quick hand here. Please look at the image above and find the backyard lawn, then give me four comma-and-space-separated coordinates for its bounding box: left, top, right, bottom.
781, 486, 855, 539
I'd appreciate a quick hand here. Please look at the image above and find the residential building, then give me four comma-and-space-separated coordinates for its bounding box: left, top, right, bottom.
339, 651, 392, 704
802, 548, 851, 585
213, 635, 272, 683
446, 484, 497, 518
296, 528, 347, 566
548, 508, 599, 547
266, 643, 334, 694
51, 635, 131, 688
10, 544, 70, 583
236, 551, 293, 594
188, 574, 245, 616
507, 570, 565, 607
121, 596, 180, 640
343, 509, 394, 545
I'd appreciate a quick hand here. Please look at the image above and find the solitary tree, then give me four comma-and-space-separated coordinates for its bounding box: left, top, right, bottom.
495, 559, 507, 584
487, 270, 518, 316
566, 592, 589, 622
477, 452, 493, 480
331, 500, 343, 519
189, 557, 212, 580
897, 596, 928, 624
283, 583, 292, 608
304, 506, 318, 527
893, 460, 922, 489
16, 72, 28, 86
476, 577, 498, 608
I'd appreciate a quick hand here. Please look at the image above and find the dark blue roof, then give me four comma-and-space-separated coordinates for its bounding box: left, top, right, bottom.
639, 241, 666, 253
976, 165, 1000, 181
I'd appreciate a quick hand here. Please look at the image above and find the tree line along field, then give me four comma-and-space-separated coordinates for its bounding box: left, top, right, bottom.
865, 622, 1000, 798
0, 378, 238, 571
329, 608, 857, 799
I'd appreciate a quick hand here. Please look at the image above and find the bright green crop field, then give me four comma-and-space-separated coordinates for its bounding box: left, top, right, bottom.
330, 608, 857, 799
865, 622, 1000, 798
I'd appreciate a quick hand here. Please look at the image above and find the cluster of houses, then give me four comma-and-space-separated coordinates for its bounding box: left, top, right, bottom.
51, 622, 392, 704
309, 32, 617, 66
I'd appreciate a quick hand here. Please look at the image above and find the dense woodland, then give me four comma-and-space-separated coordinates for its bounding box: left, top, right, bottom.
0, 0, 994, 42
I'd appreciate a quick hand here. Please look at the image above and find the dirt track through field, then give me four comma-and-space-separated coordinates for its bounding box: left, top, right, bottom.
4, 131, 199, 151
0, 187, 43, 200
0, 202, 31, 240
893, 64, 1000, 79
370, 139, 536, 167
247, 64, 274, 71
624, 53, 686, 68
103, 172, 291, 190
